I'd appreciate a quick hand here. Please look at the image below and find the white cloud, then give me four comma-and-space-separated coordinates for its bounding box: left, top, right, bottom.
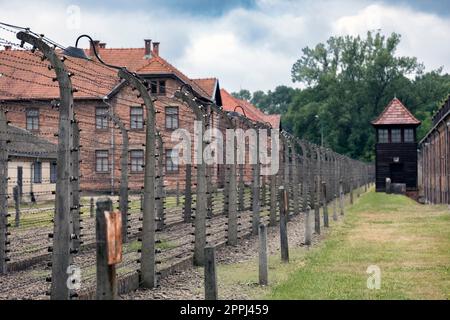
0, 0, 449, 92
334, 3, 450, 72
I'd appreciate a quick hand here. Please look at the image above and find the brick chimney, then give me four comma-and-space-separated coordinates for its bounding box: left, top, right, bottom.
152, 42, 160, 56
144, 39, 152, 58
99, 42, 106, 49
4, 45, 11, 51
89, 40, 100, 58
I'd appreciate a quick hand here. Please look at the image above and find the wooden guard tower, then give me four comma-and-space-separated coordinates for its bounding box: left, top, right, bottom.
372, 98, 421, 192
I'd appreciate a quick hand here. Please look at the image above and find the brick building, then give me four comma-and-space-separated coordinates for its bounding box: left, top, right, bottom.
0, 40, 280, 195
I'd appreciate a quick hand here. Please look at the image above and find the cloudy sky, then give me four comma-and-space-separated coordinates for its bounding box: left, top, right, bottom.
1, 0, 449, 92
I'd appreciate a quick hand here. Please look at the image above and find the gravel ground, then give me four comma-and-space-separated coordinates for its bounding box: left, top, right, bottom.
121, 211, 324, 300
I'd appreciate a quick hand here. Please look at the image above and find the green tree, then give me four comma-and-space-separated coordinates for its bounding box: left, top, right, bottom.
231, 89, 251, 101
285, 31, 449, 161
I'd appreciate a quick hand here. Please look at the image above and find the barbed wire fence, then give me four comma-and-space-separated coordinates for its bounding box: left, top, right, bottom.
0, 25, 375, 300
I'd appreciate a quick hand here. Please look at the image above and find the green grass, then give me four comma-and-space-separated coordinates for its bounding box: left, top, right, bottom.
216, 188, 450, 300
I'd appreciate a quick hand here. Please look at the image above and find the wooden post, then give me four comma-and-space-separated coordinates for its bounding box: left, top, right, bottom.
90, 197, 94, 218
183, 164, 192, 222
13, 186, 20, 227
95, 197, 117, 300
279, 186, 289, 263
0, 109, 8, 274
304, 206, 312, 246
17, 32, 75, 300
118, 69, 157, 288
339, 180, 344, 216
322, 181, 329, 228
258, 224, 268, 285
204, 246, 218, 300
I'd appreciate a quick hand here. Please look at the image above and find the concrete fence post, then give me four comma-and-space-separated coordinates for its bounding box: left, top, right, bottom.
13, 186, 20, 227
227, 154, 238, 246
183, 164, 192, 222
90, 197, 94, 218
251, 130, 260, 235
0, 108, 8, 274
156, 134, 165, 230
314, 176, 321, 235
118, 69, 157, 289
350, 178, 354, 205
279, 186, 289, 263
269, 175, 277, 226
17, 32, 76, 300
71, 120, 81, 251
322, 181, 329, 228
258, 224, 268, 285
204, 246, 218, 300
304, 206, 312, 246
176, 180, 180, 207
175, 90, 207, 266
95, 197, 118, 300
238, 164, 245, 211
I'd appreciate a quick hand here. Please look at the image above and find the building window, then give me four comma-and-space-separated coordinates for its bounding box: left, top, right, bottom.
165, 149, 178, 173
150, 81, 158, 94
95, 150, 109, 172
33, 161, 42, 184
165, 106, 179, 129
50, 161, 57, 183
130, 150, 144, 173
95, 107, 109, 130
404, 128, 414, 143
378, 129, 388, 143
26, 109, 39, 131
150, 80, 166, 95
130, 107, 144, 130
158, 80, 166, 95
391, 129, 401, 143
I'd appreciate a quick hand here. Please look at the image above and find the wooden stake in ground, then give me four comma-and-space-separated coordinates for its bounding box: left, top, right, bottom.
279, 186, 289, 263
258, 224, 268, 285
304, 206, 312, 245
204, 246, 218, 300
96, 197, 118, 300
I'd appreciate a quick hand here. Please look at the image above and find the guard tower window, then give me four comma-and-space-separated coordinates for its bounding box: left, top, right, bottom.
404, 128, 415, 142
378, 129, 388, 143
391, 129, 401, 143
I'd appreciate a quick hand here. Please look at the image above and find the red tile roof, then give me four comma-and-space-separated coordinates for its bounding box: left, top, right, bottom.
192, 78, 217, 99
91, 48, 212, 99
220, 89, 280, 129
0, 46, 213, 101
372, 98, 421, 126
0, 49, 119, 100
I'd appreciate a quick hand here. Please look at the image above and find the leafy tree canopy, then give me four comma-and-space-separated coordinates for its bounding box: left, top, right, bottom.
239, 31, 450, 161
